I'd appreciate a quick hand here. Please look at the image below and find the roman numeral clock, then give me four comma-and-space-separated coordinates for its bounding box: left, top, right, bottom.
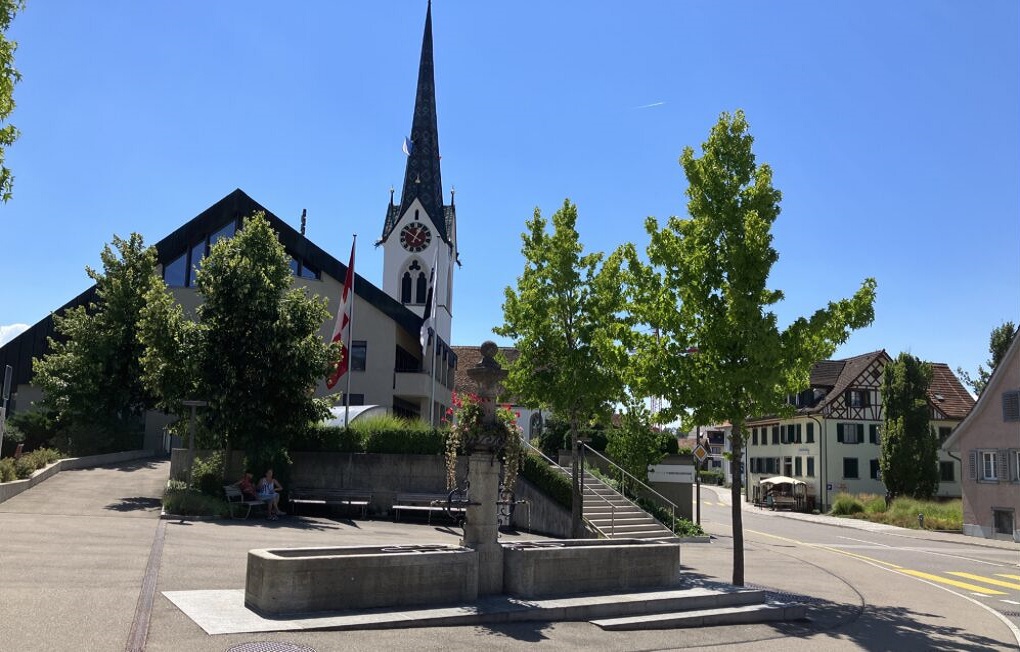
400, 221, 432, 252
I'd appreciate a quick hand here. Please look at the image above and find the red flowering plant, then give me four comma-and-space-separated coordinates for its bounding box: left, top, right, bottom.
444, 392, 525, 492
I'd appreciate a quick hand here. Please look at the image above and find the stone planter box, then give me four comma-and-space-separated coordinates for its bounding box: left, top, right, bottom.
245, 544, 478, 615
502, 538, 681, 598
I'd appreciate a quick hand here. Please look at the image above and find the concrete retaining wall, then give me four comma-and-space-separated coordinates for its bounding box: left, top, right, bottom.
502, 538, 682, 598
510, 477, 573, 538
0, 450, 157, 504
245, 544, 478, 615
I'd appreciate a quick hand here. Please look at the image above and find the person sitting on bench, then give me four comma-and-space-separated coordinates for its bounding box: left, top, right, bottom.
257, 468, 285, 520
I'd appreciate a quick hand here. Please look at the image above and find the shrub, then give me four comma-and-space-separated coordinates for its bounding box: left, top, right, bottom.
12, 448, 62, 479
636, 496, 705, 538
6, 409, 58, 452
357, 415, 444, 454
163, 479, 230, 517
861, 493, 888, 514
192, 451, 225, 496
290, 423, 364, 453
0, 458, 15, 482
521, 453, 571, 510
699, 469, 724, 485
830, 492, 865, 516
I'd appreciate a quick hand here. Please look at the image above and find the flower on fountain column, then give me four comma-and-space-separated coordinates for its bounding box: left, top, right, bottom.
444, 391, 526, 493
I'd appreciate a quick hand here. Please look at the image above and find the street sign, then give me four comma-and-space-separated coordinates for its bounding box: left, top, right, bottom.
693, 445, 709, 463
647, 464, 695, 483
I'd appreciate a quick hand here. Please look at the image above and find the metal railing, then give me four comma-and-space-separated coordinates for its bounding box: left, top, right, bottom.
519, 437, 617, 537
581, 443, 680, 532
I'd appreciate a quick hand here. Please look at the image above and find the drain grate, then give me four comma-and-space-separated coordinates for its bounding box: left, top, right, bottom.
225, 643, 316, 652
1002, 611, 1020, 618
746, 583, 825, 605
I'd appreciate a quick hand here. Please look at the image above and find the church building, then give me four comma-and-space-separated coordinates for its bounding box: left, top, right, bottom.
0, 3, 457, 448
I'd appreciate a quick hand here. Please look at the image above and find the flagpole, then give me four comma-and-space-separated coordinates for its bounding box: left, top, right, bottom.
429, 328, 438, 426
344, 234, 357, 429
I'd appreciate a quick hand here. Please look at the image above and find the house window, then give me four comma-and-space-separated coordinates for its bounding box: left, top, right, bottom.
939, 461, 955, 482
869, 424, 881, 445
847, 389, 870, 408
795, 423, 802, 443
188, 239, 206, 287
752, 428, 758, 446
163, 253, 187, 287
1014, 450, 1020, 482
982, 451, 997, 481
938, 426, 952, 444
806, 422, 815, 443
843, 457, 859, 479
783, 457, 793, 477
837, 423, 863, 444
350, 341, 367, 371
771, 426, 779, 445
794, 457, 802, 477
806, 457, 815, 477
869, 459, 880, 480
993, 509, 1014, 536
1003, 391, 1020, 422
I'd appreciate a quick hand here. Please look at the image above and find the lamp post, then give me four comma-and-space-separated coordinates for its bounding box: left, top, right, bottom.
181, 400, 207, 488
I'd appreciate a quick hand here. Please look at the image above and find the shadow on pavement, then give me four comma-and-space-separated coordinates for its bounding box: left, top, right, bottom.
105, 496, 162, 512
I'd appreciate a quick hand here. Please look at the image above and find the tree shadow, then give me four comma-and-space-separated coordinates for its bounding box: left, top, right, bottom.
104, 496, 162, 512
470, 621, 555, 643
204, 516, 345, 533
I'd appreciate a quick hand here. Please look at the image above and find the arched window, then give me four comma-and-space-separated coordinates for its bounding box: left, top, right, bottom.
401, 272, 412, 303
416, 272, 427, 304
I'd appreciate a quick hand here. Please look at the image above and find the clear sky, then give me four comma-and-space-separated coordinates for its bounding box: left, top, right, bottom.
1, 1, 1017, 382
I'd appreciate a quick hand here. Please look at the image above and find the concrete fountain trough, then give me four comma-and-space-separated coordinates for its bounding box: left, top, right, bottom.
502, 538, 682, 598
245, 544, 478, 615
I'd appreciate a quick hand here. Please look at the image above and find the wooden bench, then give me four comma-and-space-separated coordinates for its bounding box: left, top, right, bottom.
392, 492, 466, 525
289, 488, 372, 518
224, 485, 269, 520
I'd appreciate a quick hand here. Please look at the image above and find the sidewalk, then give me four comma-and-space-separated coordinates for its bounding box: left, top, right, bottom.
701, 485, 1020, 552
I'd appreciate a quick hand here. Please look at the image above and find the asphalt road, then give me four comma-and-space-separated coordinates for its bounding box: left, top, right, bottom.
692, 485, 1020, 650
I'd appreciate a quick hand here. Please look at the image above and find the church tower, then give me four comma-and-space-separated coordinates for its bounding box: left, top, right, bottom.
380, 1, 456, 348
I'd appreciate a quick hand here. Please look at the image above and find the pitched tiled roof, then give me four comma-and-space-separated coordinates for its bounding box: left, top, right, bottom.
810, 350, 890, 413
451, 345, 518, 400
928, 363, 976, 420
809, 360, 845, 387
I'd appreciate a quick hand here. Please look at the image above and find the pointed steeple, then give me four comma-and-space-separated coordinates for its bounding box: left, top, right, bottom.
395, 0, 448, 243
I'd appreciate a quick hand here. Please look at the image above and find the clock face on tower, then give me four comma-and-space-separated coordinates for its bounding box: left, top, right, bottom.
399, 221, 432, 252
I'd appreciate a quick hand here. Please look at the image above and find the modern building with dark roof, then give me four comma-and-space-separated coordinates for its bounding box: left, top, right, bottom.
745, 350, 975, 509
0, 3, 458, 448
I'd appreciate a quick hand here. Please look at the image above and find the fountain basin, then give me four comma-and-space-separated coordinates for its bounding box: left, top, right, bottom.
501, 538, 681, 598
245, 544, 478, 615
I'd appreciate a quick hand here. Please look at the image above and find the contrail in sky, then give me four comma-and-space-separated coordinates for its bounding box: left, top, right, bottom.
635, 101, 666, 109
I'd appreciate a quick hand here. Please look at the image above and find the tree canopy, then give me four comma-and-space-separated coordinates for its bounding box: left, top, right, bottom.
957, 321, 1017, 396
495, 199, 631, 536
34, 234, 161, 454
139, 212, 337, 470
880, 352, 938, 499
623, 110, 876, 585
0, 0, 25, 202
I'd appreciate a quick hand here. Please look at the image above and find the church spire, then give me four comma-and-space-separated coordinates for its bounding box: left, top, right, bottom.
397, 1, 447, 242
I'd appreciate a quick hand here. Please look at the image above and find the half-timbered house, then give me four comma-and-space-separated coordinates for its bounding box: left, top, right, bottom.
745, 350, 974, 510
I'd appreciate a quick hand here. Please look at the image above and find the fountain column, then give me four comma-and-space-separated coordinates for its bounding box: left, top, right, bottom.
462, 341, 508, 595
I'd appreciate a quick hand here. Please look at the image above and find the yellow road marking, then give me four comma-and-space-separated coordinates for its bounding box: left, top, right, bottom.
899, 570, 1007, 595
998, 574, 1020, 581
948, 572, 1020, 590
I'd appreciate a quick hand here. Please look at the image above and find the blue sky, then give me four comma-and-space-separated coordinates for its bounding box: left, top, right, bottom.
1, 1, 1017, 382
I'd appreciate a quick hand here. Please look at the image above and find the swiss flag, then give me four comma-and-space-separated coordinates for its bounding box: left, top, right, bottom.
326, 242, 355, 389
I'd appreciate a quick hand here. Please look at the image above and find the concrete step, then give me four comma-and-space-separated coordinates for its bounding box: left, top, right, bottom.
586, 517, 659, 526
591, 601, 808, 630
591, 523, 667, 534
609, 529, 675, 539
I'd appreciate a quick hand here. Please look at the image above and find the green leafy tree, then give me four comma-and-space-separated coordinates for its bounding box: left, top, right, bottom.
605, 397, 668, 490
0, 0, 25, 202
956, 321, 1016, 396
33, 234, 161, 454
495, 199, 631, 536
139, 212, 336, 471
880, 353, 938, 499
623, 110, 876, 585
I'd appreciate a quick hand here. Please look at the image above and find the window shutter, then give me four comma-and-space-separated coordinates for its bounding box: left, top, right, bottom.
998, 450, 1009, 482
968, 451, 977, 480
796, 423, 802, 443
857, 424, 865, 443
837, 423, 845, 443
807, 422, 815, 443
1003, 391, 1020, 422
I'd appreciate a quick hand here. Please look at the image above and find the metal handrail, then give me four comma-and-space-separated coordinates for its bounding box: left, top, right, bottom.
519, 437, 617, 537
581, 443, 680, 527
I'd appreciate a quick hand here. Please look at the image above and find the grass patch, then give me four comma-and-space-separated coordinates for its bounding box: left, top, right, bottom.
829, 492, 962, 531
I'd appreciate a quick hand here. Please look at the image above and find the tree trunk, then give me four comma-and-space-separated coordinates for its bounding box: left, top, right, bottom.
730, 423, 744, 586
569, 411, 584, 538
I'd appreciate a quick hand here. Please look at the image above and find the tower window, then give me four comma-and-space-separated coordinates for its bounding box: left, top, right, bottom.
401, 272, 412, 303
416, 272, 427, 303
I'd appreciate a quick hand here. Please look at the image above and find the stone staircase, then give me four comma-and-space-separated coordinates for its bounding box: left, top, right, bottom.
582, 473, 676, 540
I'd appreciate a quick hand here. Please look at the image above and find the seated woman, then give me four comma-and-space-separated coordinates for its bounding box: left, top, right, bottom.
236, 471, 258, 501
257, 468, 284, 520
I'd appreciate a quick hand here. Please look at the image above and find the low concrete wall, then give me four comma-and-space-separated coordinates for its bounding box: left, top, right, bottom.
502, 538, 682, 598
511, 477, 573, 538
0, 450, 157, 504
245, 544, 478, 615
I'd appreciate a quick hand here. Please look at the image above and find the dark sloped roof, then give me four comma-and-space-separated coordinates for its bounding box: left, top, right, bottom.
0, 188, 423, 393
452, 345, 519, 399
814, 350, 890, 412
809, 360, 845, 387
928, 363, 976, 420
